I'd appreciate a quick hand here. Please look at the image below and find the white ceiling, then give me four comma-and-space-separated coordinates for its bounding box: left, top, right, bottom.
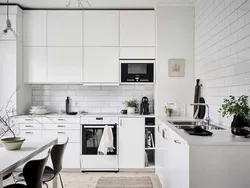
1, 0, 195, 9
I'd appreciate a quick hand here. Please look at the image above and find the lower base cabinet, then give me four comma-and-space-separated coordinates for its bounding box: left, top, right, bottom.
63, 143, 80, 169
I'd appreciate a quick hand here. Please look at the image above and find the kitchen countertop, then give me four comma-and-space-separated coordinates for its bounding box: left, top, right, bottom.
17, 113, 155, 118
158, 116, 250, 146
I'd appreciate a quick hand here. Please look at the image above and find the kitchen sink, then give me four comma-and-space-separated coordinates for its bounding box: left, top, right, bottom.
168, 121, 226, 130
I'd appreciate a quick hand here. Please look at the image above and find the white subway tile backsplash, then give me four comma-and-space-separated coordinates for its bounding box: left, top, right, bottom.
31, 84, 154, 113
196, 0, 250, 126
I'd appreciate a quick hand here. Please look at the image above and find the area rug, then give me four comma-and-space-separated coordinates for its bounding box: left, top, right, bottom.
96, 176, 153, 188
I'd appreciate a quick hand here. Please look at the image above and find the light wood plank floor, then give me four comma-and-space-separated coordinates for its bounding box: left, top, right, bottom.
3, 172, 162, 188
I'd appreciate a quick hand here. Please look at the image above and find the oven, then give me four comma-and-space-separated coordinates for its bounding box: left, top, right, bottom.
120, 59, 155, 82
80, 117, 119, 172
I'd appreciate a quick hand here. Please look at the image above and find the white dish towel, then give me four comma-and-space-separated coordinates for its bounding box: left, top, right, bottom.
98, 125, 115, 155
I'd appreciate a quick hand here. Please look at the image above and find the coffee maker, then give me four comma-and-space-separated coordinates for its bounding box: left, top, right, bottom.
140, 96, 150, 115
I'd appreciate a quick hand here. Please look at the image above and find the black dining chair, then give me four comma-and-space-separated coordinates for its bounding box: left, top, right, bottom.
15, 138, 69, 188
3, 173, 12, 180
4, 149, 50, 188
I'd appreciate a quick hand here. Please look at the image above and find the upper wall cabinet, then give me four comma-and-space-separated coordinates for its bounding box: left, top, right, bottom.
47, 47, 82, 83
23, 11, 46, 46
83, 47, 119, 83
83, 11, 119, 46
47, 11, 82, 47
120, 11, 155, 47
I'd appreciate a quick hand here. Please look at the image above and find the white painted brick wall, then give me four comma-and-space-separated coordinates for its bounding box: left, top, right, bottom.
31, 84, 154, 113
195, 0, 250, 126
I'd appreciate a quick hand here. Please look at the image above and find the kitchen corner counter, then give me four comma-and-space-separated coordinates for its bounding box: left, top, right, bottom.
157, 116, 250, 146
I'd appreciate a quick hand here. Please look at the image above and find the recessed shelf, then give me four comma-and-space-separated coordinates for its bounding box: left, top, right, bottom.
145, 148, 156, 150
145, 126, 156, 128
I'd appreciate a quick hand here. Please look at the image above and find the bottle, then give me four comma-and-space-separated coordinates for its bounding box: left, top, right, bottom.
66, 97, 70, 114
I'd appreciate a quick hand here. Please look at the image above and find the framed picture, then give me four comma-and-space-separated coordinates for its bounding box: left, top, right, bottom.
168, 59, 185, 77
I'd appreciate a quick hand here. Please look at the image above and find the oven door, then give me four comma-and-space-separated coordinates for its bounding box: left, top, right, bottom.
81, 124, 117, 155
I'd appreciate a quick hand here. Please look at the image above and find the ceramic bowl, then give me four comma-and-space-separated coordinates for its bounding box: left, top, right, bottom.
1, 137, 25, 150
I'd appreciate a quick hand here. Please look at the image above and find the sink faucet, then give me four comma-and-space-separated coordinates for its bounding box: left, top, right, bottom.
190, 103, 210, 125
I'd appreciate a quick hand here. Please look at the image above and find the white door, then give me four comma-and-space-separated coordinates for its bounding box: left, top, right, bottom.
120, 11, 155, 47
47, 11, 82, 46
47, 47, 82, 83
23, 47, 46, 83
0, 15, 16, 41
167, 130, 189, 188
23, 11, 46, 46
63, 143, 80, 169
119, 118, 144, 169
83, 11, 119, 46
83, 47, 119, 83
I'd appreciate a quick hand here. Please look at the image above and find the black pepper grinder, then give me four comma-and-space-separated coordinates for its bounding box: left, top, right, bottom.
66, 96, 70, 114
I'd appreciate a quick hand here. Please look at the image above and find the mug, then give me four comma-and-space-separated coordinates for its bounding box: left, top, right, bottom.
121, 109, 127, 114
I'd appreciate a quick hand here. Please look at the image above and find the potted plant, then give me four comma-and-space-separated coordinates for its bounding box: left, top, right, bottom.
219, 95, 250, 136
0, 91, 25, 150
165, 107, 173, 117
124, 99, 138, 114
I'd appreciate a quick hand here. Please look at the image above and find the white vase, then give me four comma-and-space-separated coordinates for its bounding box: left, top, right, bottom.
127, 107, 136, 114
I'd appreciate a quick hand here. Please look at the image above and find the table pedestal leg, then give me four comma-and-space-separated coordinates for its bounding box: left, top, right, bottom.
0, 174, 3, 188
53, 175, 58, 188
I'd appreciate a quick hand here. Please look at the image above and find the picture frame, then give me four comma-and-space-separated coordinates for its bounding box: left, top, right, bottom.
168, 59, 185, 77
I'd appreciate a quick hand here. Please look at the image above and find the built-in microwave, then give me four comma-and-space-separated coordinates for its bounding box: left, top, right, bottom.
120, 59, 155, 82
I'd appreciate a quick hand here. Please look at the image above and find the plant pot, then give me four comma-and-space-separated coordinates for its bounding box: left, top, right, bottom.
127, 107, 136, 114
1, 137, 25, 150
231, 115, 250, 136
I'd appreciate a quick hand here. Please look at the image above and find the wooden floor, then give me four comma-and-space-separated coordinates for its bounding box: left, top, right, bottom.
3, 172, 162, 188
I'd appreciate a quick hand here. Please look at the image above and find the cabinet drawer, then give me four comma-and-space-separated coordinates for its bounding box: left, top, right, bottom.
43, 124, 80, 130
42, 130, 80, 143
43, 117, 80, 124
19, 124, 42, 130
17, 117, 43, 124
19, 130, 42, 141
169, 129, 187, 145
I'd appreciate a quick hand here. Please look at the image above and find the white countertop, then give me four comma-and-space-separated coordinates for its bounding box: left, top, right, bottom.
158, 116, 250, 146
17, 113, 155, 118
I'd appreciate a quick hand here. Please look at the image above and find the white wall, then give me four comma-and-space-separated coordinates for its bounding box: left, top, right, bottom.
155, 5, 195, 117
195, 0, 250, 126
31, 84, 154, 113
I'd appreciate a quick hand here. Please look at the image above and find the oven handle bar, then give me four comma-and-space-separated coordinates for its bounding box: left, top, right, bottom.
83, 126, 115, 128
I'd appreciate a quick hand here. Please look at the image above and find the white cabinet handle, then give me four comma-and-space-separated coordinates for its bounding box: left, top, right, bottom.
25, 119, 32, 121
58, 132, 66, 134
25, 125, 33, 128
174, 140, 181, 144
162, 129, 167, 139
58, 119, 66, 121
120, 119, 123, 126
58, 125, 66, 128
158, 124, 161, 133
25, 132, 34, 134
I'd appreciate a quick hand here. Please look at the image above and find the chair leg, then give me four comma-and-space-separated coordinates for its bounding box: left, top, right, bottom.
44, 182, 48, 188
59, 173, 64, 188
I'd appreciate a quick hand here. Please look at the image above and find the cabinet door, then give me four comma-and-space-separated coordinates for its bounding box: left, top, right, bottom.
63, 143, 80, 169
47, 47, 82, 83
120, 11, 155, 47
119, 118, 144, 169
167, 130, 189, 188
84, 11, 119, 46
83, 47, 119, 83
0, 15, 16, 41
47, 11, 82, 46
23, 11, 46, 46
23, 47, 47, 83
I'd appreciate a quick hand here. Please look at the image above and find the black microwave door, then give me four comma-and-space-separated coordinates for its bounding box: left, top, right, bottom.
121, 63, 154, 82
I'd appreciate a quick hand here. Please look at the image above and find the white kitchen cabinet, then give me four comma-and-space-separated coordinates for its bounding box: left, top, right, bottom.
120, 11, 155, 47
47, 47, 82, 83
119, 118, 144, 169
167, 129, 189, 188
19, 130, 42, 142
23, 11, 46, 46
63, 143, 80, 169
23, 47, 47, 83
83, 47, 119, 83
47, 11, 82, 47
83, 11, 119, 46
120, 47, 155, 59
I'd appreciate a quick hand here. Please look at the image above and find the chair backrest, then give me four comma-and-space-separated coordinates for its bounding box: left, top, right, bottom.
23, 149, 51, 188
51, 137, 69, 175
